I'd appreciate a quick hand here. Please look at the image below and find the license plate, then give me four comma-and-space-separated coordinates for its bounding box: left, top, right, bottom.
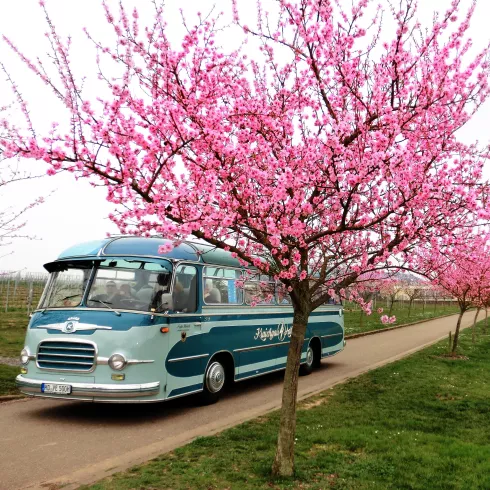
41, 383, 72, 395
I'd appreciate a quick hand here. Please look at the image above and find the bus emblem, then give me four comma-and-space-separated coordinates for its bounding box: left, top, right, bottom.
62, 321, 76, 333
181, 331, 187, 342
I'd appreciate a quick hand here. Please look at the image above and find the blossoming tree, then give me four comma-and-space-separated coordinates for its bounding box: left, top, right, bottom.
1, 0, 490, 476
0, 107, 44, 255
420, 235, 490, 353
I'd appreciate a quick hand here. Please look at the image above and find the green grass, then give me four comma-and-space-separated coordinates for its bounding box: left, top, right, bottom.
344, 302, 460, 336
85, 322, 490, 490
0, 364, 21, 396
0, 308, 30, 358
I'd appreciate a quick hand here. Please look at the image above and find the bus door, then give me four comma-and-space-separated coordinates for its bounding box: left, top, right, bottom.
165, 264, 205, 396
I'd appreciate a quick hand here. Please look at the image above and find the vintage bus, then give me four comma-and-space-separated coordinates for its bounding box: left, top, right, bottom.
16, 236, 345, 403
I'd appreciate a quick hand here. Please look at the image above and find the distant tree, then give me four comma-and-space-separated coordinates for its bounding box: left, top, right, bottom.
378, 276, 405, 316
420, 236, 490, 353
1, 0, 489, 477
399, 274, 426, 318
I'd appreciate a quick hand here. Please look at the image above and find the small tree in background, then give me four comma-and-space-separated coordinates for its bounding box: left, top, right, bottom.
421, 236, 490, 353
399, 274, 425, 318
1, 0, 490, 477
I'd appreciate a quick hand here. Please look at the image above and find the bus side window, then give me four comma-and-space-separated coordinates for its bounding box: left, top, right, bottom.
203, 267, 243, 304
173, 265, 197, 313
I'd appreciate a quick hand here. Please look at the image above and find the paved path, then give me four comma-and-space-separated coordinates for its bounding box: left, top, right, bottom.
0, 311, 483, 490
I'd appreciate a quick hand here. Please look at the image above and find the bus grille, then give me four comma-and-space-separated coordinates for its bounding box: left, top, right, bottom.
37, 340, 96, 372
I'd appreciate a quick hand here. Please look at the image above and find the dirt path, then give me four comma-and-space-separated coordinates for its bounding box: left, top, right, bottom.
0, 310, 482, 490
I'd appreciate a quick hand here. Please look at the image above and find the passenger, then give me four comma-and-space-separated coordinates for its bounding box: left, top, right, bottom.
133, 270, 153, 304
172, 280, 186, 311
88, 280, 119, 306
119, 283, 133, 299
151, 272, 172, 311
110, 283, 136, 308
204, 280, 221, 303
277, 290, 290, 304
104, 281, 118, 301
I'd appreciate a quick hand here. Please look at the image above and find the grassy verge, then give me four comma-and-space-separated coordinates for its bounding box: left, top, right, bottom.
0, 308, 30, 358
86, 322, 490, 490
0, 364, 21, 397
344, 302, 460, 336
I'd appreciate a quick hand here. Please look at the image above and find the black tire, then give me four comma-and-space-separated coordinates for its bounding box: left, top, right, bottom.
200, 359, 226, 404
299, 342, 318, 376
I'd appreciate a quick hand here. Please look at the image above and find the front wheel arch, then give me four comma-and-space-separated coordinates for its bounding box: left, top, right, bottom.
200, 351, 234, 404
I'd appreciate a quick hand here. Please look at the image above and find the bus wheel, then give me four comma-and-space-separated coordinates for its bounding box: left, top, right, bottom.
300, 342, 318, 376
201, 360, 226, 404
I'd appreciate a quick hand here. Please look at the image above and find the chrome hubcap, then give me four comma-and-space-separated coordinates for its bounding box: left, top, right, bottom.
206, 362, 225, 393
306, 346, 314, 366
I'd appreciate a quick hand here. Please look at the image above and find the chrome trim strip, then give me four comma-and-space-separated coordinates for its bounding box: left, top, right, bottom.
321, 349, 343, 359
167, 353, 210, 363
37, 359, 93, 366
36, 324, 112, 332
16, 375, 160, 398
96, 357, 154, 366
21, 393, 165, 404
127, 359, 155, 365
233, 341, 290, 353
32, 306, 342, 317
321, 333, 343, 339
165, 388, 203, 400
235, 365, 285, 381
37, 352, 93, 359
99, 237, 123, 256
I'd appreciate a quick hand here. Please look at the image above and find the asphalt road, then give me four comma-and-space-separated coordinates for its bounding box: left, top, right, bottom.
0, 311, 482, 490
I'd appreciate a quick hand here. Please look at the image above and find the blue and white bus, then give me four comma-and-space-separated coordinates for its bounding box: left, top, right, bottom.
16, 237, 345, 403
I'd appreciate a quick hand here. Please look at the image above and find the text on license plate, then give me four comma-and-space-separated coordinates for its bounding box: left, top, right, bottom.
41, 383, 72, 395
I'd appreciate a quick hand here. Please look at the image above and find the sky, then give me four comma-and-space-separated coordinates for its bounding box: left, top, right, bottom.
0, 0, 489, 273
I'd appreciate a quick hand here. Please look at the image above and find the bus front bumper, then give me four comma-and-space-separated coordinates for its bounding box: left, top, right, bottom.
16, 375, 160, 401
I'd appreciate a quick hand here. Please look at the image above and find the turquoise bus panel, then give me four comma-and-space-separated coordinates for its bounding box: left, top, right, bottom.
29, 310, 167, 332
57, 239, 111, 259
188, 243, 242, 267
103, 237, 198, 261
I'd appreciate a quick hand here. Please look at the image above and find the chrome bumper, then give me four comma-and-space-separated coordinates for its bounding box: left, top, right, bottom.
16, 375, 160, 401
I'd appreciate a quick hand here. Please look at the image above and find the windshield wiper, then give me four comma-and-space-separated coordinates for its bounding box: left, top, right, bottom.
89, 299, 121, 316
61, 294, 80, 301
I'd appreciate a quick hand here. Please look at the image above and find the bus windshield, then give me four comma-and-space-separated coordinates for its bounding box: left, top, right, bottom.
39, 263, 93, 308
86, 259, 172, 312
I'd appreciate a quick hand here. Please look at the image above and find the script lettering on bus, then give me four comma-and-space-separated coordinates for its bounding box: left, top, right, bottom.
254, 323, 292, 342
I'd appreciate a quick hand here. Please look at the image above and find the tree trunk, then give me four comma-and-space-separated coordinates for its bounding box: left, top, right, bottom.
472, 308, 480, 343
388, 297, 394, 316
272, 307, 309, 477
359, 310, 364, 329
451, 309, 465, 355
408, 299, 413, 318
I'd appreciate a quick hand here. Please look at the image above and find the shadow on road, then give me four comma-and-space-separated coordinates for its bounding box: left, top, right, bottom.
20, 361, 335, 426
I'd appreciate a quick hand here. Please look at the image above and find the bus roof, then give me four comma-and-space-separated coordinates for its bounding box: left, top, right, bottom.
54, 236, 242, 268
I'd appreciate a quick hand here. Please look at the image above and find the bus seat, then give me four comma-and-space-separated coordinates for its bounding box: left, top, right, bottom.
186, 275, 197, 312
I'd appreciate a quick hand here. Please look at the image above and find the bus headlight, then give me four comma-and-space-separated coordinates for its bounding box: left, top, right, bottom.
108, 353, 127, 371
20, 348, 30, 365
